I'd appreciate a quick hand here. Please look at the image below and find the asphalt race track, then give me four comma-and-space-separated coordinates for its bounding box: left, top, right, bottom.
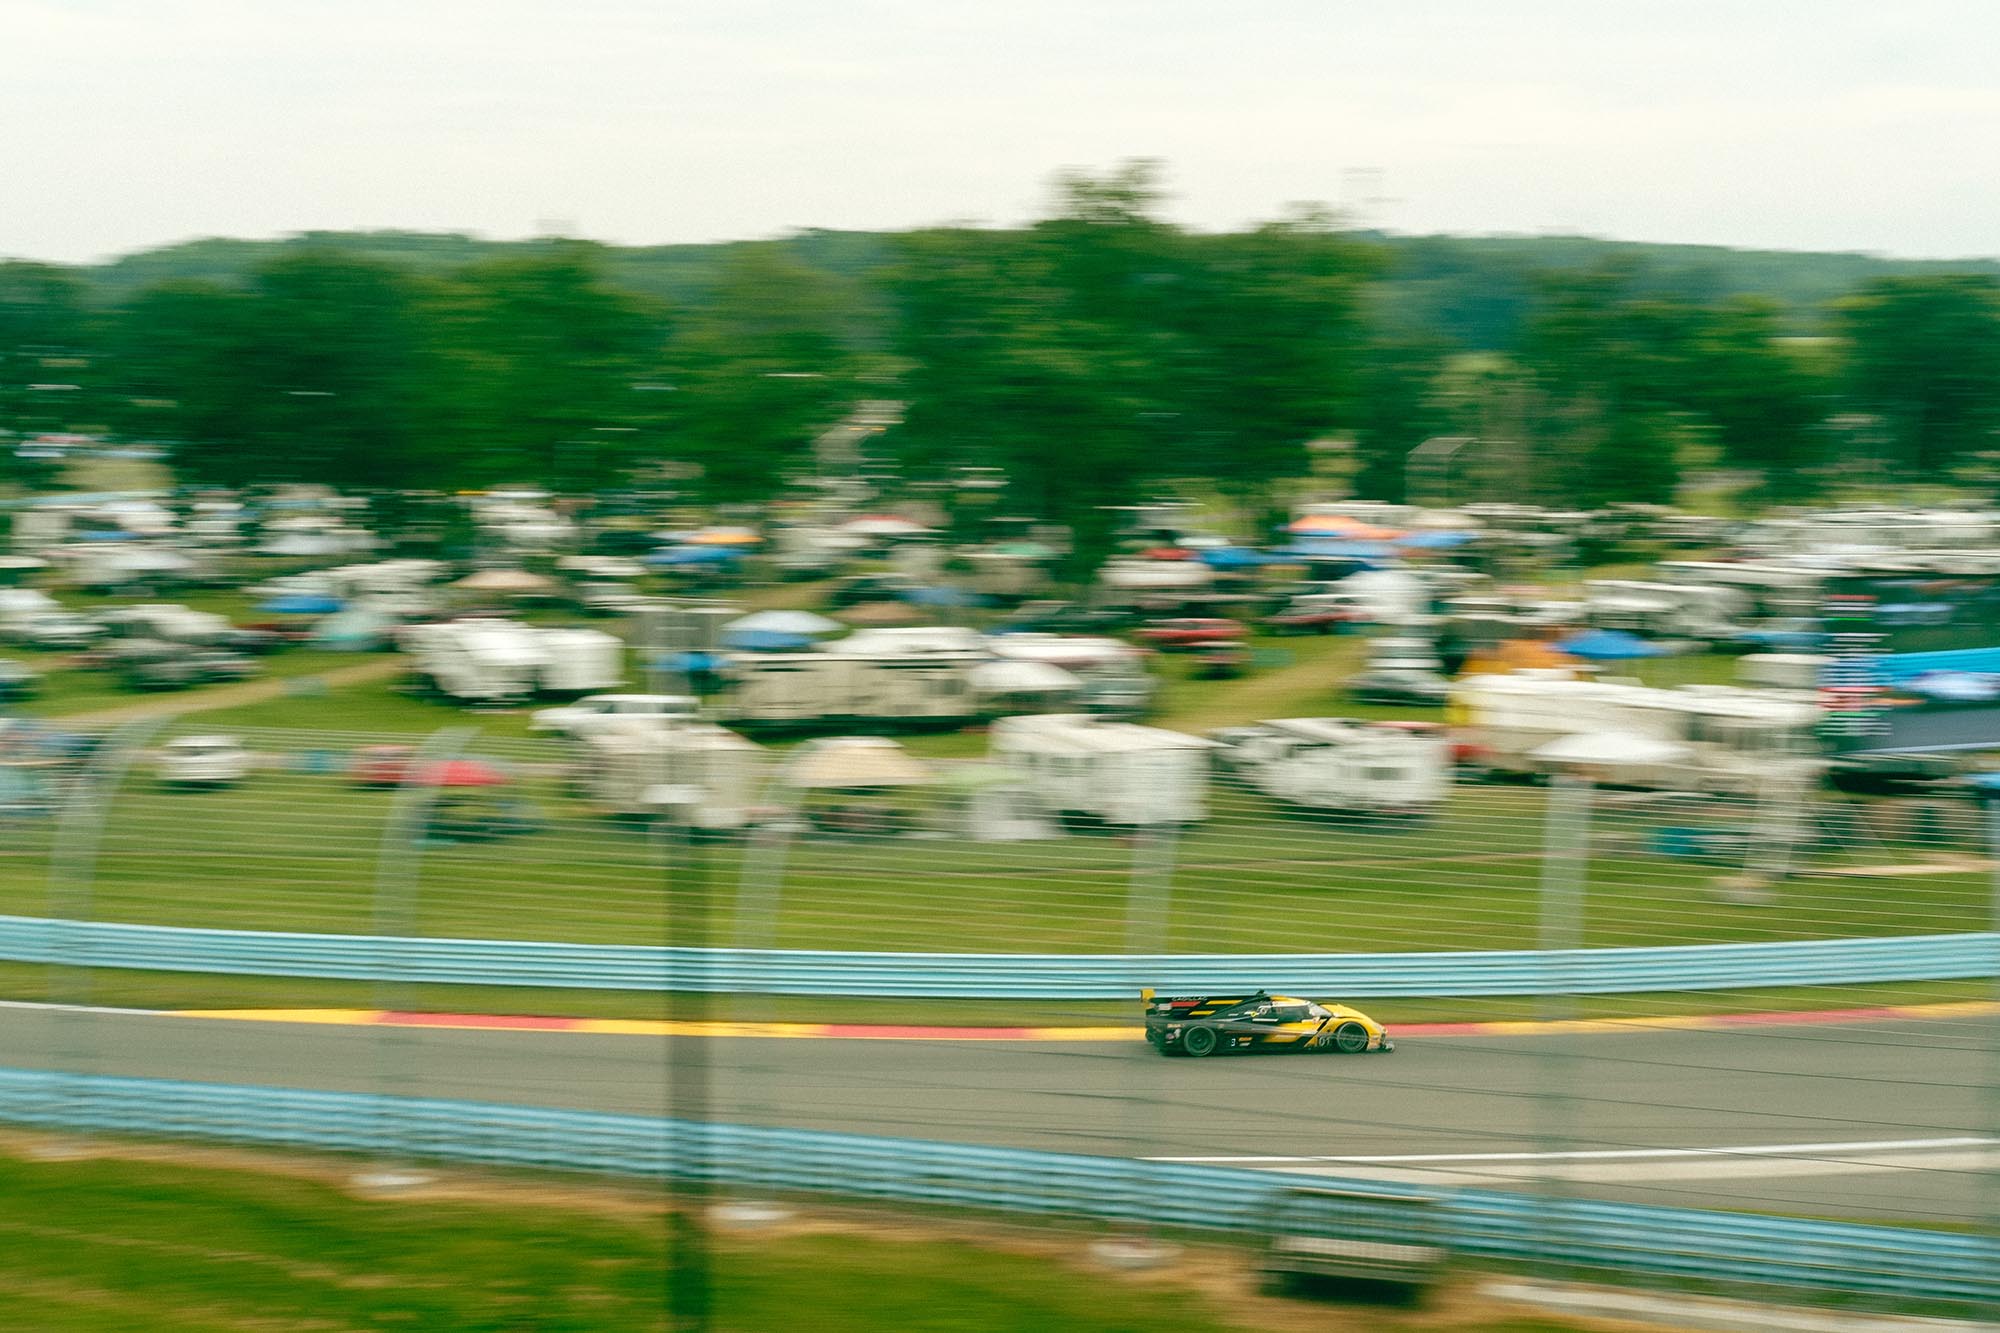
2, 1005, 1994, 1223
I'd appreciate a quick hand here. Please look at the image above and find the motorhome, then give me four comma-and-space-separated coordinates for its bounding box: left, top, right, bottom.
988, 713, 1213, 826
713, 651, 985, 730
404, 619, 622, 703
1582, 580, 1749, 640
574, 719, 766, 828
1449, 671, 1821, 792
1217, 718, 1448, 814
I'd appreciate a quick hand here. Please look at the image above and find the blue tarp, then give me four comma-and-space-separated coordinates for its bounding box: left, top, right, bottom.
903, 585, 981, 608
645, 546, 737, 567
721, 629, 814, 652
1557, 629, 1669, 660
1868, 645, 2000, 685
259, 594, 343, 615
651, 651, 731, 674
1197, 547, 1280, 569
1395, 529, 1477, 550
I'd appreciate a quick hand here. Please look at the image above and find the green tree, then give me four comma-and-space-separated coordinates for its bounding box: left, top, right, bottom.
0, 262, 98, 479
1840, 274, 2000, 478
1682, 297, 1830, 500
434, 242, 666, 490
662, 244, 860, 502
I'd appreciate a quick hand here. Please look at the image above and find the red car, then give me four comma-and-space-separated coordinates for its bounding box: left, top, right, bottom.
350, 744, 419, 787
1134, 618, 1248, 649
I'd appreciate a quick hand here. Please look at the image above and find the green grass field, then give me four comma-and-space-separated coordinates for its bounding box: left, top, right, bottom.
0, 1146, 1614, 1333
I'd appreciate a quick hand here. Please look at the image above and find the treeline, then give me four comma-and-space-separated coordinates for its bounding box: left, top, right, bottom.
4, 162, 2000, 549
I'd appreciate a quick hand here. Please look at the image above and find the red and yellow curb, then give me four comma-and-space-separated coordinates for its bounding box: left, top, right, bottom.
170, 999, 2000, 1042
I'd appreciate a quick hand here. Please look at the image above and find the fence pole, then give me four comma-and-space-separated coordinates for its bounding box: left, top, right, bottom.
1103, 817, 1178, 1264
649, 783, 712, 1333
719, 770, 800, 1225
41, 718, 169, 1144
1986, 800, 2000, 1325
1536, 773, 1591, 1282
358, 724, 478, 1189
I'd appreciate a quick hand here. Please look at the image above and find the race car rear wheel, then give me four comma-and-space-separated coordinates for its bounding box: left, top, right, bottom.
1331, 1022, 1370, 1054
1180, 1025, 1219, 1058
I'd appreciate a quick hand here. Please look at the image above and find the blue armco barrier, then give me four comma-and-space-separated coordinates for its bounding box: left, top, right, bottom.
0, 914, 1991, 997
0, 1067, 1992, 1309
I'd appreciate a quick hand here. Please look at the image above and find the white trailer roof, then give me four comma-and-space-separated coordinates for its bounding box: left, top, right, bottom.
995, 714, 1213, 754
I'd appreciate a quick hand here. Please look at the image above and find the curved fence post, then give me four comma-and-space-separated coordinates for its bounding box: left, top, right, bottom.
40, 716, 171, 1142
360, 724, 478, 1187
1535, 774, 1591, 1281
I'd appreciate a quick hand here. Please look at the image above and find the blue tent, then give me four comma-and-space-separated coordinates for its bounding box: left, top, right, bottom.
1396, 530, 1476, 550
1556, 629, 1668, 660
721, 628, 815, 652
903, 585, 981, 608
645, 545, 737, 567
651, 650, 732, 674
260, 593, 343, 615
1280, 540, 1397, 562
1198, 546, 1279, 569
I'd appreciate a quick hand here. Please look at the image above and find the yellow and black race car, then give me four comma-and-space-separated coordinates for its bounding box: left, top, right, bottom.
1143, 989, 1393, 1058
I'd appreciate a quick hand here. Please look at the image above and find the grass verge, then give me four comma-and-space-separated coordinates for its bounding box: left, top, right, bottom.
0, 1139, 1606, 1332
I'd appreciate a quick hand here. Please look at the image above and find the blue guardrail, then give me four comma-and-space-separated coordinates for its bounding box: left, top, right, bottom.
0, 914, 1991, 997
0, 1067, 1992, 1310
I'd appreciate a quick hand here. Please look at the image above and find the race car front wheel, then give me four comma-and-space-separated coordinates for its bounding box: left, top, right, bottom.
1331, 1022, 1370, 1054
1180, 1025, 1219, 1058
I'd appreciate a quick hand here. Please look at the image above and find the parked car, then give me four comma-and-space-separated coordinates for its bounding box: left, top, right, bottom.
530, 693, 701, 736
1263, 597, 1355, 635
1143, 989, 1393, 1057
158, 735, 252, 786
2, 612, 105, 651
1189, 641, 1251, 679
350, 744, 419, 787
1134, 617, 1248, 650
0, 660, 38, 702
1345, 668, 1451, 707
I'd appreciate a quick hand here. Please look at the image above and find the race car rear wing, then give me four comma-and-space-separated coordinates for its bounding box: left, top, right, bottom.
1142, 988, 1266, 1018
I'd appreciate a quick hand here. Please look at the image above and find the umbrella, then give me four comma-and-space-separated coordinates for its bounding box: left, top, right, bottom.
454, 569, 553, 593
687, 526, 762, 546
413, 759, 510, 787
780, 737, 933, 789
839, 600, 923, 626
260, 593, 344, 616
969, 659, 1081, 694
1288, 514, 1407, 539
725, 609, 842, 636
1532, 731, 1690, 767
1556, 629, 1668, 661
645, 546, 738, 567
841, 515, 930, 536
991, 541, 1056, 560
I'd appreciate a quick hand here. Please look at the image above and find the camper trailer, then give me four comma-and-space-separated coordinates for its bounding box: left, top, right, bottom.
1216, 718, 1449, 814
1582, 580, 1748, 640
405, 620, 623, 703
1449, 671, 1821, 793
989, 713, 1213, 826
575, 719, 765, 828
714, 651, 984, 730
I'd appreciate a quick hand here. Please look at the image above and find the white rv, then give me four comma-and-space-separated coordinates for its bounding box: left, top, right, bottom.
988, 713, 1213, 826
575, 719, 765, 828
1218, 718, 1449, 813
406, 620, 547, 702
1449, 671, 1821, 792
405, 619, 620, 703
713, 651, 984, 730
535, 628, 624, 694
1582, 580, 1748, 639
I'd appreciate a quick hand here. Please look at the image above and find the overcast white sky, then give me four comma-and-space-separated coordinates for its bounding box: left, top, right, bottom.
5, 0, 1998, 264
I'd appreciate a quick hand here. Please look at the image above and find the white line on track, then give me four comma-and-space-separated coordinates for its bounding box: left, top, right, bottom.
1149, 1137, 2000, 1184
